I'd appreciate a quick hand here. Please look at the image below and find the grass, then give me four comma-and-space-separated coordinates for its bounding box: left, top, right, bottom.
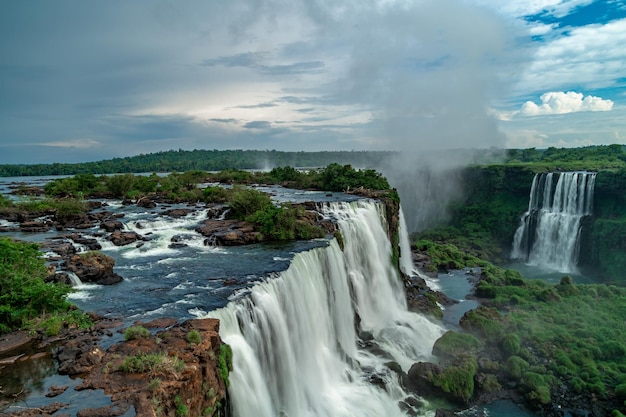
118, 352, 185, 376
124, 325, 151, 340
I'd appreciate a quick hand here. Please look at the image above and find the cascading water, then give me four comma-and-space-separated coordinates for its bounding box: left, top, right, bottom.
511, 171, 596, 272
208, 200, 444, 417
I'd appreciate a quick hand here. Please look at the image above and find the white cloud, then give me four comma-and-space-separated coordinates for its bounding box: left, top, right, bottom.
516, 18, 626, 94
473, 0, 593, 19
40, 139, 101, 149
519, 91, 613, 116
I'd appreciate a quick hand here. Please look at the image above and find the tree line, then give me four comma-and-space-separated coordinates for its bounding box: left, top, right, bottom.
0, 149, 394, 177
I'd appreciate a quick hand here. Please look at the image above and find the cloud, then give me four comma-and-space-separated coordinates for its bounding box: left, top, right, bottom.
515, 18, 626, 95
520, 91, 613, 116
201, 52, 325, 76
243, 121, 272, 129
40, 139, 101, 149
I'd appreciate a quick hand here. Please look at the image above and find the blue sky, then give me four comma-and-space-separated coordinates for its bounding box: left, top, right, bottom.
0, 0, 625, 164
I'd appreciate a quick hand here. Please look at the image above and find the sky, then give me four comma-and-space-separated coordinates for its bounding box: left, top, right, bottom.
0, 0, 625, 164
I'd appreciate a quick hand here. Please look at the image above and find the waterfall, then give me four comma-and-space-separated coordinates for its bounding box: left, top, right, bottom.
209, 200, 444, 417
511, 171, 596, 272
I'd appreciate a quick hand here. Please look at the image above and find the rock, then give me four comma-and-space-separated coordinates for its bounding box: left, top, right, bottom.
196, 219, 262, 245
76, 404, 131, 417
46, 385, 69, 398
68, 234, 102, 251
20, 220, 50, 232
76, 318, 229, 417
163, 208, 194, 218
136, 197, 156, 208
64, 253, 122, 285
405, 361, 443, 396
40, 240, 77, 257
100, 221, 123, 232
106, 231, 143, 246
54, 212, 94, 230
435, 410, 457, 417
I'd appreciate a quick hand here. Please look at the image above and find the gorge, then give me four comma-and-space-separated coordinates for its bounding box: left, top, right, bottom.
3, 157, 626, 417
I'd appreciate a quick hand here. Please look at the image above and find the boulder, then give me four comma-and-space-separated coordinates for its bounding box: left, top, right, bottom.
68, 234, 102, 251
196, 219, 261, 245
106, 231, 143, 246
64, 252, 122, 285
19, 220, 50, 232
136, 197, 156, 208
100, 220, 124, 232
163, 208, 194, 218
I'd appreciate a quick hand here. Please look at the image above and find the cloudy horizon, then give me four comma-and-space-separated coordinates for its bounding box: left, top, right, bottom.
1, 0, 625, 164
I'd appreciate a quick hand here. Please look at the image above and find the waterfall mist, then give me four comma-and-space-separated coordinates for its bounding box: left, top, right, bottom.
324, 0, 530, 233
208, 200, 444, 417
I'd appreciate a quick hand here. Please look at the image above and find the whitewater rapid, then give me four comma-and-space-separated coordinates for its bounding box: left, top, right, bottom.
208, 200, 444, 417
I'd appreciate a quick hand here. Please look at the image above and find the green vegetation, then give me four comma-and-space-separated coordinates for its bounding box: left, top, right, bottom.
504, 144, 626, 171
423, 241, 626, 411
0, 237, 86, 334
218, 344, 233, 387
187, 329, 202, 345
411, 146, 626, 281
0, 149, 393, 177
175, 395, 189, 417
431, 356, 478, 403
432, 331, 483, 359
118, 352, 185, 375
124, 325, 151, 340
29, 309, 93, 336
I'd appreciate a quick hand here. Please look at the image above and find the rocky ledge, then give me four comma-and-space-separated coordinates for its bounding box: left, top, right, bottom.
1, 317, 230, 417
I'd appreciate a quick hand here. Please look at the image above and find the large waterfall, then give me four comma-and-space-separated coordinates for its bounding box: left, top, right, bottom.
511, 171, 596, 272
209, 200, 444, 417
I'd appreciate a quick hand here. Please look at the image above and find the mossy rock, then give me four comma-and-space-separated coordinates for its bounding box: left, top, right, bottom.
432, 331, 483, 359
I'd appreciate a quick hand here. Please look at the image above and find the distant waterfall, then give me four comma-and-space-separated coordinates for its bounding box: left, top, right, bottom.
511, 172, 596, 272
209, 200, 444, 417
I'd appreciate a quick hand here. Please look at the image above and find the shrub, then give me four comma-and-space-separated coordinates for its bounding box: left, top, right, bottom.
227, 187, 272, 219
506, 356, 529, 379
187, 329, 202, 345
432, 331, 483, 359
0, 238, 73, 333
106, 174, 135, 198
0, 194, 13, 207
500, 333, 521, 357
432, 356, 478, 403
203, 186, 230, 203
148, 378, 162, 391
124, 325, 151, 340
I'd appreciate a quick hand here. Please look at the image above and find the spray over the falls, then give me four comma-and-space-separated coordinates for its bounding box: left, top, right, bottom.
209, 200, 444, 417
511, 171, 596, 272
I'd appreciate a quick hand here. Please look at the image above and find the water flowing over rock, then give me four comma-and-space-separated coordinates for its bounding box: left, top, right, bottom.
208, 200, 445, 417
511, 172, 596, 272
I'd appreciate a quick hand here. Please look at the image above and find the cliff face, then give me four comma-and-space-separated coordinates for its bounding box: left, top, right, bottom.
580, 169, 626, 281
1, 318, 230, 417
451, 166, 626, 281
75, 318, 230, 417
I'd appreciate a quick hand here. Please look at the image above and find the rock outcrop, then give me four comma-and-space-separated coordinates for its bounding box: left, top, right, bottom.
64, 252, 123, 285
76, 318, 229, 417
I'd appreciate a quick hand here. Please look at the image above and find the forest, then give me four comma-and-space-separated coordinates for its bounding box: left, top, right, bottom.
1, 144, 625, 177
